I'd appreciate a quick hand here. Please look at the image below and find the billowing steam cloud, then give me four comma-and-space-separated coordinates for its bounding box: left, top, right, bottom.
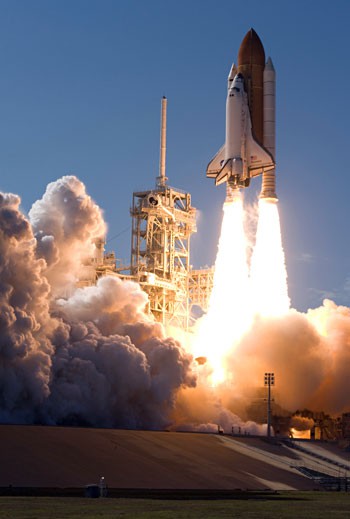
29, 176, 106, 295
0, 191, 53, 423
174, 298, 350, 434
0, 176, 349, 434
225, 271, 350, 418
0, 177, 195, 428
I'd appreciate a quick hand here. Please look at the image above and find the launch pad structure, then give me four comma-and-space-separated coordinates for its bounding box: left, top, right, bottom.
130, 185, 196, 329
129, 97, 212, 329
86, 97, 213, 331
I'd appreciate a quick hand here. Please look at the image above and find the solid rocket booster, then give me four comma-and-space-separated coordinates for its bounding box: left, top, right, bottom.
261, 57, 276, 199
206, 28, 277, 200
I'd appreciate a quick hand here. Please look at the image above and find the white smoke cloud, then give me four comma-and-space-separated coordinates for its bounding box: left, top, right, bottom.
194, 302, 350, 422
0, 192, 53, 423
173, 383, 267, 435
29, 176, 106, 295
1, 176, 349, 434
173, 297, 350, 434
0, 178, 196, 429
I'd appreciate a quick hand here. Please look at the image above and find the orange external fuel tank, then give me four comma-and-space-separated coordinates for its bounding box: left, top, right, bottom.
237, 28, 265, 147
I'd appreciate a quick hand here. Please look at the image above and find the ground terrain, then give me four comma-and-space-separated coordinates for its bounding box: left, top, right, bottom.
1, 425, 349, 491
0, 493, 349, 519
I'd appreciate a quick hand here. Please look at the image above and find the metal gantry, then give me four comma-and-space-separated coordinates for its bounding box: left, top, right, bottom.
130, 186, 196, 330
79, 97, 214, 331
188, 268, 215, 313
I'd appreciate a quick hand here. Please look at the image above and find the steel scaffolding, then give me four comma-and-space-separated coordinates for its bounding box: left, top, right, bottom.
130, 185, 196, 329
188, 268, 215, 313
80, 98, 215, 331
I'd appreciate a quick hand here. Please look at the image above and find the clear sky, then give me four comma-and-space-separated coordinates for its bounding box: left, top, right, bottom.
0, 0, 349, 312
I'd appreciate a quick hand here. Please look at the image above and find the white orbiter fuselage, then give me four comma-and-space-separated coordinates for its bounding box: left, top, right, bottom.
206, 70, 274, 190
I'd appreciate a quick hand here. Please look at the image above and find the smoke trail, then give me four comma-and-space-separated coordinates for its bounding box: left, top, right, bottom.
0, 177, 196, 428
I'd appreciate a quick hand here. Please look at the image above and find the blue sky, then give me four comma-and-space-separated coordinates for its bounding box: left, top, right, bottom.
0, 0, 349, 311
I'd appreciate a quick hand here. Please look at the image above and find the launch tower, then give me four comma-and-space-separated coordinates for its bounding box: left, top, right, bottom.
130, 98, 197, 329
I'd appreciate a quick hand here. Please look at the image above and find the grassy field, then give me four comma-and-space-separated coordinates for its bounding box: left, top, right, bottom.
0, 493, 349, 519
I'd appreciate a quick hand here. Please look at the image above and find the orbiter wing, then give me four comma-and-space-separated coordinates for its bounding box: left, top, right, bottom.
206, 145, 225, 178
214, 160, 234, 186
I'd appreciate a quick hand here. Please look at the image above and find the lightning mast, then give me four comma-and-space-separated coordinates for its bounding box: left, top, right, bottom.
157, 96, 168, 188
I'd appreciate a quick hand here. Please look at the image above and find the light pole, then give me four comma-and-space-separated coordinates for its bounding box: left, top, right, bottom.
264, 372, 275, 439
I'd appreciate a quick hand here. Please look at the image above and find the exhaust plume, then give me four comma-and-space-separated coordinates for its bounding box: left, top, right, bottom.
192, 196, 251, 384
189, 195, 349, 432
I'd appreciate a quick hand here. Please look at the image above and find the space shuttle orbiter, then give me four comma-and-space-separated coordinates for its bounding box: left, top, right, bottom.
206, 29, 277, 201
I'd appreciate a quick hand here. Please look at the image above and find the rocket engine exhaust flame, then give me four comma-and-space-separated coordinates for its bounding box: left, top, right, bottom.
193, 194, 250, 385
250, 199, 290, 317
190, 189, 350, 430
193, 194, 290, 385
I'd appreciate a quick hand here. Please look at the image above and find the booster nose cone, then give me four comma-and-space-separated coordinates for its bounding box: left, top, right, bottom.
228, 63, 237, 80
264, 56, 275, 72
238, 28, 265, 67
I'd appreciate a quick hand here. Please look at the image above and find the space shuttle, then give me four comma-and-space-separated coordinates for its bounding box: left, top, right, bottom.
206, 29, 277, 200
